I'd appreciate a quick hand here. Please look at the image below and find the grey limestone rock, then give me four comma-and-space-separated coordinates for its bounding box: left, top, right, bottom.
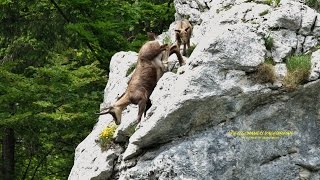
269, 30, 297, 63
309, 50, 320, 81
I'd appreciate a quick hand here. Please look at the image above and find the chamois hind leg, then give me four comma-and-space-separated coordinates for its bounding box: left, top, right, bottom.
130, 89, 148, 123
144, 99, 152, 117
137, 99, 147, 123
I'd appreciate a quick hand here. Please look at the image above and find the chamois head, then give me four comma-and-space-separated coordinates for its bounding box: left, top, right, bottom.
175, 26, 191, 43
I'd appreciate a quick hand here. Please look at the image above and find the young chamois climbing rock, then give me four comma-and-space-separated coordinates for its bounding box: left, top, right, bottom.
175, 19, 192, 56
97, 40, 185, 125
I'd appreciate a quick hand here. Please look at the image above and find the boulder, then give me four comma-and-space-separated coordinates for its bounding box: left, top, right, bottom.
266, 2, 302, 30
269, 30, 297, 63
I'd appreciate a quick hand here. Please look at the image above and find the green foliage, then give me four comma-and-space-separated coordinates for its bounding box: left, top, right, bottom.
0, 50, 105, 179
275, 0, 281, 6
286, 55, 311, 72
284, 55, 311, 90
264, 35, 274, 51
126, 63, 136, 76
265, 0, 273, 5
259, 10, 270, 16
63, 0, 175, 61
162, 34, 173, 45
264, 0, 281, 6
187, 44, 197, 57
264, 57, 275, 65
306, 0, 320, 11
98, 123, 118, 150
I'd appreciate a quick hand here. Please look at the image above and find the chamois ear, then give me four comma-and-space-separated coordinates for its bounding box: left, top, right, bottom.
147, 32, 157, 40
185, 27, 190, 31
175, 29, 181, 33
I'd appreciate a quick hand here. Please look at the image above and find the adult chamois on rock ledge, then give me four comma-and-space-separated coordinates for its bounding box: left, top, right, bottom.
97, 40, 185, 125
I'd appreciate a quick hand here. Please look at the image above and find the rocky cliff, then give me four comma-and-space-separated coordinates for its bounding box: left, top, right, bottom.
69, 0, 320, 179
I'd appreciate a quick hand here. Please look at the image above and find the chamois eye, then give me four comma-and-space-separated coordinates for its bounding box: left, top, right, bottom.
175, 29, 181, 33
185, 27, 190, 31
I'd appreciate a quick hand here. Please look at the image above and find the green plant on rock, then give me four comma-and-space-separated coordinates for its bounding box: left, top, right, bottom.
162, 34, 173, 45
264, 57, 275, 65
126, 63, 136, 76
264, 0, 281, 6
274, 0, 281, 6
283, 54, 311, 90
264, 35, 274, 51
264, 0, 273, 5
259, 9, 270, 16
306, 0, 320, 12
98, 123, 118, 150
186, 44, 196, 57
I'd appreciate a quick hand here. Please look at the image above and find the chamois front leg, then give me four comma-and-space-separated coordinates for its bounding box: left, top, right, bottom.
112, 94, 131, 125
169, 44, 186, 66
183, 44, 187, 56
176, 33, 182, 51
187, 39, 191, 52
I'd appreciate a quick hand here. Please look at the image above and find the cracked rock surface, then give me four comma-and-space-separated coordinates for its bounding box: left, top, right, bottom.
69, 1, 320, 179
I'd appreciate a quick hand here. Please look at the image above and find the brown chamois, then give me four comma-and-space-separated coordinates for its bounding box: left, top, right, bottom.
175, 19, 192, 56
97, 41, 185, 125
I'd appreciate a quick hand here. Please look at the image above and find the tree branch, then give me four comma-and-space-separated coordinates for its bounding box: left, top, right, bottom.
48, 0, 102, 63
30, 148, 54, 180
22, 157, 32, 180
48, 0, 70, 23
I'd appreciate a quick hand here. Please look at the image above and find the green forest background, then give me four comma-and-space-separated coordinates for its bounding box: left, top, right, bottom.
0, 0, 175, 179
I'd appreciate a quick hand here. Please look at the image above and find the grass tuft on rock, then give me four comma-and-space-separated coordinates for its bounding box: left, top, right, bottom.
283, 54, 311, 90
255, 63, 276, 84
264, 35, 274, 51
264, 57, 275, 65
264, 0, 281, 6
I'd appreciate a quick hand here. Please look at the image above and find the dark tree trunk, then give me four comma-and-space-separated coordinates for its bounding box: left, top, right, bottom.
2, 128, 15, 180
